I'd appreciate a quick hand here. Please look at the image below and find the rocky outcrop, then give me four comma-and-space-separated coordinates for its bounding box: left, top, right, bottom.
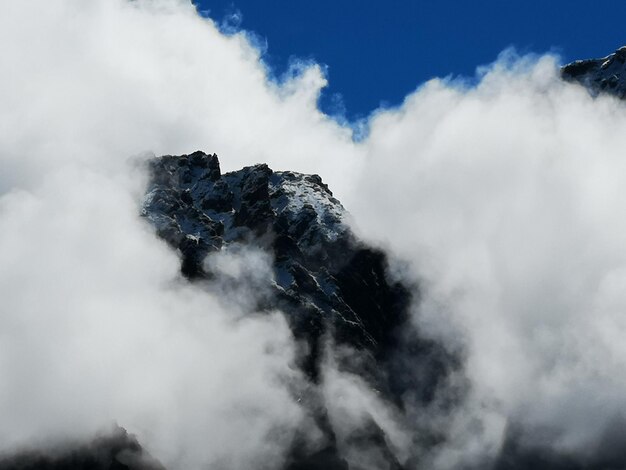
141, 151, 454, 469
142, 152, 423, 369
0, 427, 162, 470
562, 46, 626, 98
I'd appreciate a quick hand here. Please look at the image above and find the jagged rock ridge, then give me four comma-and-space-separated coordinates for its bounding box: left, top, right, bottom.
142, 151, 413, 362
0, 428, 161, 470
562, 46, 626, 98
141, 151, 453, 469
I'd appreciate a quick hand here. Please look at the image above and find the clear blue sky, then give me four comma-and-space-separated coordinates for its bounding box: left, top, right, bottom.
193, 0, 626, 120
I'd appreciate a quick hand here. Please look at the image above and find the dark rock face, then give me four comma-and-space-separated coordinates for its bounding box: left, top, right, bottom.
141, 151, 453, 469
142, 151, 417, 362
0, 428, 162, 470
562, 46, 626, 98
493, 420, 626, 470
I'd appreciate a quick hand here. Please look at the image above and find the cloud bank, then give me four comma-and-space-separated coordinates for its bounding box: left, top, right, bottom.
3, 0, 626, 468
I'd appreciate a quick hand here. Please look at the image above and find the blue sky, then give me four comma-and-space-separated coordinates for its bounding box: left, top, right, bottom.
194, 1, 626, 120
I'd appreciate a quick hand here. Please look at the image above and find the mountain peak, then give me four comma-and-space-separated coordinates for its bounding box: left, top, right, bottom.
140, 151, 451, 468
562, 46, 626, 98
141, 151, 423, 355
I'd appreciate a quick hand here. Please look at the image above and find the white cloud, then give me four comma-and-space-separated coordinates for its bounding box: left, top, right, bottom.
3, 0, 626, 468
0, 165, 308, 470
353, 52, 626, 465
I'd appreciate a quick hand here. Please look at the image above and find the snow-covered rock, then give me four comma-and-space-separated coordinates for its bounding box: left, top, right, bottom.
141, 151, 446, 469
562, 46, 626, 98
142, 151, 418, 360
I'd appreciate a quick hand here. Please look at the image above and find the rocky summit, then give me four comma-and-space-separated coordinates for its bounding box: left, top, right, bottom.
0, 427, 162, 470
143, 152, 415, 362
141, 152, 453, 469
561, 46, 626, 98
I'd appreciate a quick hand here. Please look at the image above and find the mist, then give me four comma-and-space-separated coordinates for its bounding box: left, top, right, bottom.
348, 55, 626, 467
3, 0, 626, 468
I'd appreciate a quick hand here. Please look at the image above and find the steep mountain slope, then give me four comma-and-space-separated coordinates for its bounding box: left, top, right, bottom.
143, 153, 405, 353
142, 152, 424, 361
561, 46, 626, 98
0, 428, 161, 470
142, 151, 454, 469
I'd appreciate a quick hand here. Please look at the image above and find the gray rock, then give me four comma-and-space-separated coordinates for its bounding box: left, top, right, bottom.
140, 151, 453, 469
562, 46, 626, 99
142, 151, 419, 362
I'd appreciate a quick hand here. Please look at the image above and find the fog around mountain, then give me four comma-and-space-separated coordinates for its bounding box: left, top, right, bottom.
2, 1, 626, 469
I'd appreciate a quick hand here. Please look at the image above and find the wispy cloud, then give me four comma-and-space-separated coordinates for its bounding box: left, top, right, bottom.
2, 1, 626, 468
